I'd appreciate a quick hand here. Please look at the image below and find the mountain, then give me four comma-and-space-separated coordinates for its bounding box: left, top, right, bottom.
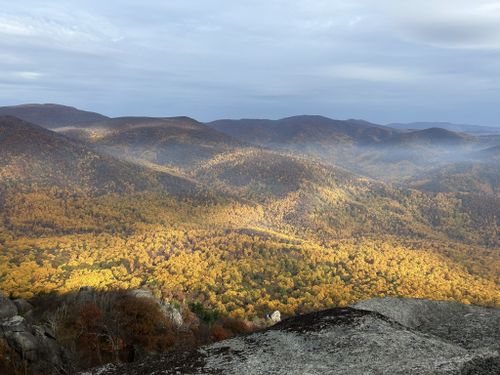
46, 113, 500, 246
388, 121, 500, 134
475, 145, 500, 162
192, 147, 500, 247
208, 116, 480, 181
0, 116, 201, 195
58, 116, 246, 169
25, 110, 494, 248
193, 148, 355, 199
209, 115, 396, 146
209, 116, 474, 147
0, 103, 109, 128
385, 127, 473, 146
407, 162, 500, 194
86, 298, 500, 375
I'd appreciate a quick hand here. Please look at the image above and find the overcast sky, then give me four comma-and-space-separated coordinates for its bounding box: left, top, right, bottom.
1, 0, 499, 125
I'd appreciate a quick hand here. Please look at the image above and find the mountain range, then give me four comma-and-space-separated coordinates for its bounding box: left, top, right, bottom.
0, 103, 109, 128
0, 105, 498, 295
0, 104, 497, 240
0, 116, 203, 196
57, 116, 245, 170
209, 116, 480, 147
1, 107, 496, 244
209, 114, 495, 182
388, 121, 500, 134
0, 102, 498, 373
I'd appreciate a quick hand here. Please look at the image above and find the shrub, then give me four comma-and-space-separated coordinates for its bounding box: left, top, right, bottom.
189, 302, 220, 326
114, 296, 175, 352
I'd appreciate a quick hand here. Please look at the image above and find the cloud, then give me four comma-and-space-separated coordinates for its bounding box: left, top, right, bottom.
370, 0, 500, 50
323, 64, 422, 83
14, 71, 44, 80
0, 7, 121, 53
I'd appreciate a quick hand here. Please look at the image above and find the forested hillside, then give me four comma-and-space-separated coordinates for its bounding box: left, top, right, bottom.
208, 116, 490, 181
58, 116, 245, 169
0, 116, 206, 196
0, 113, 498, 319
0, 104, 109, 128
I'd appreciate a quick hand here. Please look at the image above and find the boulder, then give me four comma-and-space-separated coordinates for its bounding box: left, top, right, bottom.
0, 293, 18, 319
159, 302, 184, 328
13, 298, 33, 315
127, 288, 155, 300
1, 316, 38, 361
352, 297, 500, 350
33, 325, 67, 368
0, 315, 68, 372
270, 310, 281, 323
128, 289, 184, 328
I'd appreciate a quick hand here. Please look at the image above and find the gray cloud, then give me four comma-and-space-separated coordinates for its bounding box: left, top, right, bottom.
0, 0, 499, 125
378, 1, 500, 50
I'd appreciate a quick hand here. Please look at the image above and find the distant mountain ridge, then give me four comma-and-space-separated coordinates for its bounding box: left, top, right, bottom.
386, 127, 473, 146
388, 121, 500, 134
0, 116, 202, 196
0, 103, 109, 128
208, 115, 398, 146
1, 105, 496, 185
406, 162, 500, 194
208, 115, 477, 147
476, 145, 500, 161
58, 116, 246, 169
207, 115, 484, 181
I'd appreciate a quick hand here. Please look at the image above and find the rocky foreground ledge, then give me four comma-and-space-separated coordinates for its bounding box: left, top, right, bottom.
82, 298, 499, 375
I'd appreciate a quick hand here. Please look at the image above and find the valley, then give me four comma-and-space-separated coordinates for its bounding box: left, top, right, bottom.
0, 104, 498, 311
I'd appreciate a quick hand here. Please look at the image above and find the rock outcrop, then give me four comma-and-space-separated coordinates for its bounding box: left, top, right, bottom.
82, 298, 499, 375
269, 310, 281, 323
74, 287, 185, 329
0, 314, 68, 374
159, 302, 184, 329
126, 289, 184, 328
352, 297, 500, 351
127, 289, 155, 300
0, 293, 18, 319
12, 299, 33, 315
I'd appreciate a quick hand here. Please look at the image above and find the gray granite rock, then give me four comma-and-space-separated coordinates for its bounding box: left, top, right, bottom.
128, 289, 184, 328
352, 297, 500, 350
127, 288, 155, 300
0, 293, 18, 319
1, 314, 68, 373
13, 298, 33, 315
159, 301, 184, 328
269, 310, 281, 323
82, 299, 500, 375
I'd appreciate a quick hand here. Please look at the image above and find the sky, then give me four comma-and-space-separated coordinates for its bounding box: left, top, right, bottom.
1, 0, 500, 125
